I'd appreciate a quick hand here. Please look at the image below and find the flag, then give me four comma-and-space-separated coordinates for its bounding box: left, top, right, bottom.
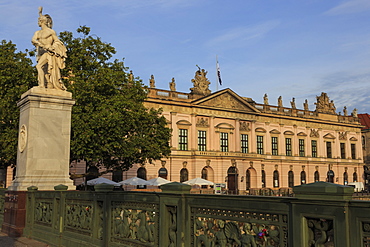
216, 59, 222, 85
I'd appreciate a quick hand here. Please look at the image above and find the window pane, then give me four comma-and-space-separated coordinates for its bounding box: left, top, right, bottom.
271, 137, 278, 155
178, 129, 188, 151
340, 143, 346, 159
286, 138, 292, 156
351, 144, 356, 159
220, 132, 229, 152
198, 130, 207, 151
299, 139, 305, 157
311, 140, 317, 157
241, 134, 248, 153
326, 142, 332, 158
257, 135, 264, 154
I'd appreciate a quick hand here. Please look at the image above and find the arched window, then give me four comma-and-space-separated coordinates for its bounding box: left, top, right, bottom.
180, 168, 188, 183
314, 171, 320, 182
353, 172, 358, 182
137, 167, 147, 180
86, 166, 99, 181
246, 169, 251, 189
201, 167, 208, 180
273, 170, 279, 188
300, 171, 306, 185
343, 172, 348, 185
158, 167, 168, 179
112, 169, 123, 182
261, 170, 266, 188
288, 171, 294, 187
327, 170, 334, 183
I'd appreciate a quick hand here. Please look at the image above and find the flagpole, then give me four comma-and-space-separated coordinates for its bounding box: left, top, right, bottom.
216, 55, 219, 92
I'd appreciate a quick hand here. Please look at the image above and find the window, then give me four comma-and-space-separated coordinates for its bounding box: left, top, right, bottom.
246, 169, 251, 189
198, 130, 207, 151
340, 143, 346, 159
314, 171, 320, 182
257, 135, 264, 154
201, 167, 208, 180
241, 134, 248, 153
343, 172, 348, 185
273, 170, 279, 188
299, 139, 305, 157
288, 171, 294, 187
271, 137, 278, 155
112, 169, 123, 182
327, 169, 334, 183
178, 129, 188, 151
261, 169, 266, 188
300, 171, 306, 184
326, 142, 332, 158
311, 140, 317, 158
180, 168, 188, 183
158, 167, 168, 179
220, 132, 229, 152
353, 172, 358, 182
137, 167, 147, 180
351, 144, 356, 159
362, 135, 366, 149
286, 138, 292, 156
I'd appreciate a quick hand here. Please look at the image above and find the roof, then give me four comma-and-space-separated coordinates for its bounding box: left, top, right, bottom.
358, 113, 370, 130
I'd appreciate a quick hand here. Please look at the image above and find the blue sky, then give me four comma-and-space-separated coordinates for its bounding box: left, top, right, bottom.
1, 0, 370, 114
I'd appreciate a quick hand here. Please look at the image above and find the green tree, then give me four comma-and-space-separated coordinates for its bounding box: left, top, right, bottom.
59, 26, 171, 174
0, 40, 37, 169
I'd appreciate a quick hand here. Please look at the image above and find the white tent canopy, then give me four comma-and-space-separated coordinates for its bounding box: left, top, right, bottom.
86, 177, 120, 186
147, 177, 172, 186
183, 177, 214, 186
119, 177, 151, 186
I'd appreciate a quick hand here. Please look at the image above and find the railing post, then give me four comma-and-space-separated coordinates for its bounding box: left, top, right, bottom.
291, 181, 353, 247
160, 182, 191, 247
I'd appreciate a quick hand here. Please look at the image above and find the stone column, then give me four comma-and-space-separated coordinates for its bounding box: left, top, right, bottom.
8, 87, 75, 191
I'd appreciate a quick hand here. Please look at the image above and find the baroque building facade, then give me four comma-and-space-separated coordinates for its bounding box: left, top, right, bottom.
123, 69, 364, 193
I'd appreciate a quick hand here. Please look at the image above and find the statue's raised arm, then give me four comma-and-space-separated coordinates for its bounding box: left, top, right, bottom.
32, 6, 67, 90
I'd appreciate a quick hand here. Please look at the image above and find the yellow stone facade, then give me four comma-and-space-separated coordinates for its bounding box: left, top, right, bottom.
124, 84, 364, 192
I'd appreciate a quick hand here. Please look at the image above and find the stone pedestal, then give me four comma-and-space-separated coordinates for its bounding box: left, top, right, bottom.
8, 87, 75, 191
1, 191, 27, 237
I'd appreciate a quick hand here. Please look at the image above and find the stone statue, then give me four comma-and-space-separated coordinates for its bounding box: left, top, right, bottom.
303, 99, 309, 111
129, 70, 134, 81
190, 66, 211, 96
32, 7, 67, 90
290, 97, 296, 109
149, 75, 155, 88
352, 108, 358, 117
278, 96, 283, 107
314, 92, 336, 114
169, 77, 176, 91
263, 93, 268, 105
343, 106, 347, 116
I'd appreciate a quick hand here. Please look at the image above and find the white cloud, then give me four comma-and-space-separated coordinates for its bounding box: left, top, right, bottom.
325, 0, 370, 15
205, 20, 281, 49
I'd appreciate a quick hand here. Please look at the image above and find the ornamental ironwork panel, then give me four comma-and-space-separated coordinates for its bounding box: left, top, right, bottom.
65, 201, 93, 236
192, 207, 288, 247
111, 202, 159, 246
34, 200, 53, 227
306, 217, 334, 247
168, 206, 177, 247
363, 222, 370, 247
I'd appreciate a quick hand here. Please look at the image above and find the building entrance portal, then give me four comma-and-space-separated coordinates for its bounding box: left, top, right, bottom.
227, 166, 239, 194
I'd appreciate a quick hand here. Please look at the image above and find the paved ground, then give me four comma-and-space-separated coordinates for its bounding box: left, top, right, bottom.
0, 232, 49, 247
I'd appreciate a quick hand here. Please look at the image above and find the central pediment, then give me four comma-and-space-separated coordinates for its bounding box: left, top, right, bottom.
192, 88, 259, 112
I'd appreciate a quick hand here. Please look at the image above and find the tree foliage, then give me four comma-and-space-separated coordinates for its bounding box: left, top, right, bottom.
59, 26, 171, 172
0, 40, 37, 167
